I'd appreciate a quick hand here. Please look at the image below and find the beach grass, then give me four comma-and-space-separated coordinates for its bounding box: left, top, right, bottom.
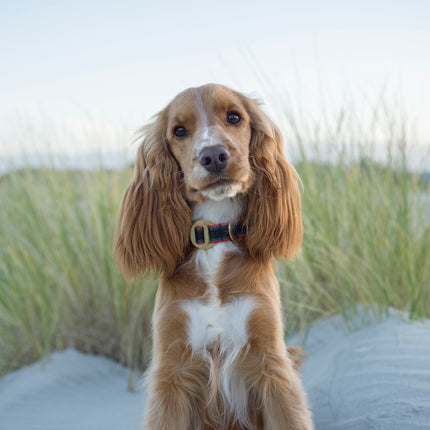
0, 166, 157, 385
1, 110, 429, 381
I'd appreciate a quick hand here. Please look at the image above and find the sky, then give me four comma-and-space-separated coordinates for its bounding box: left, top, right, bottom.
1, 0, 429, 169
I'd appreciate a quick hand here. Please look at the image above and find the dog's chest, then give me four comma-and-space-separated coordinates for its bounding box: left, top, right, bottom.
184, 199, 254, 353
183, 243, 254, 353
182, 290, 254, 354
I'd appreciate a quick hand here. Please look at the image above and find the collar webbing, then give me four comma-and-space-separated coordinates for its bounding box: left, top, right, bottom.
190, 219, 245, 250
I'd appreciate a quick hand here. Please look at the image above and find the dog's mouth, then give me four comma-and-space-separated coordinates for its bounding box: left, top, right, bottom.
188, 178, 245, 202
189, 178, 238, 194
203, 179, 246, 201
202, 178, 237, 191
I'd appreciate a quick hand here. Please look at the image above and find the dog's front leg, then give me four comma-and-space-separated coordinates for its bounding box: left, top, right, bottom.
243, 304, 314, 430
142, 302, 210, 430
143, 363, 208, 429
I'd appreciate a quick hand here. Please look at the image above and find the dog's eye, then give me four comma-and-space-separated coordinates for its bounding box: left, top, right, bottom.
227, 112, 241, 125
174, 126, 187, 138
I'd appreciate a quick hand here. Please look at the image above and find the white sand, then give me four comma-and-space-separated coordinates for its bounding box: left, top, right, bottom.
291, 310, 430, 429
1, 311, 429, 429
0, 350, 143, 430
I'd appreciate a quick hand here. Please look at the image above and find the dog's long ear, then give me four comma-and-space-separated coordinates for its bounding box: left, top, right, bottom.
113, 109, 192, 280
240, 96, 303, 261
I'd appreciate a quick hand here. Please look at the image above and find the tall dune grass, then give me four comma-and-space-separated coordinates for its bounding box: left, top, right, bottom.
281, 156, 430, 335
0, 99, 429, 381
0, 166, 157, 387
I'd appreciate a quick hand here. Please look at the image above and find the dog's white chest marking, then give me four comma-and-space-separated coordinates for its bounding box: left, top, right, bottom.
185, 197, 253, 353
182, 296, 254, 353
182, 198, 254, 426
182, 272, 254, 427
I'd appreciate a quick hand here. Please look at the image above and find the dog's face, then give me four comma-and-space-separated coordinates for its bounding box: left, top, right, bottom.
165, 84, 253, 202
114, 83, 302, 279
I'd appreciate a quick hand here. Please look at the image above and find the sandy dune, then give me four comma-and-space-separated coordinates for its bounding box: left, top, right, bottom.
1, 310, 429, 429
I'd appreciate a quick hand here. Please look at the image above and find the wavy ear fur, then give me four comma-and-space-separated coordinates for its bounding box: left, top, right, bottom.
241, 96, 303, 261
113, 110, 192, 281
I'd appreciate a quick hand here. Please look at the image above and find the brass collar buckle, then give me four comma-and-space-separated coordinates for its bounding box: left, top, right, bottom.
190, 219, 244, 250
228, 220, 243, 243
190, 220, 215, 250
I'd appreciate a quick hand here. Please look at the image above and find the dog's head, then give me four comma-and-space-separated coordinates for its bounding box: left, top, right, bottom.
114, 84, 302, 280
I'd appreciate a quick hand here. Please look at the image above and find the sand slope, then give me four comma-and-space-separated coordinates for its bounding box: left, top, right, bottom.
1, 311, 429, 429
0, 350, 143, 430
295, 312, 430, 430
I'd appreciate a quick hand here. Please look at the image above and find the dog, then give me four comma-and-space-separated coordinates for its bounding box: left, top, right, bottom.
114, 83, 313, 429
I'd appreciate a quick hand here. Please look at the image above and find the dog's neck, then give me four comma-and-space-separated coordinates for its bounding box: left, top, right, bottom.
192, 197, 243, 224
192, 197, 243, 284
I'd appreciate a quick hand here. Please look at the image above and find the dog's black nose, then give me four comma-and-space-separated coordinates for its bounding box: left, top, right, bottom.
199, 146, 229, 173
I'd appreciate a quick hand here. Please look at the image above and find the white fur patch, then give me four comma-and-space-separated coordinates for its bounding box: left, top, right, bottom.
182, 296, 254, 353
192, 124, 231, 189
194, 126, 218, 154
193, 198, 242, 284
182, 296, 255, 427
182, 299, 223, 351
218, 298, 255, 428
193, 198, 242, 225
201, 182, 244, 200
187, 197, 252, 426
195, 242, 237, 285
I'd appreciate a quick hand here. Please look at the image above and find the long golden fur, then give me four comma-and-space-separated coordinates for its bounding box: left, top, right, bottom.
114, 84, 313, 429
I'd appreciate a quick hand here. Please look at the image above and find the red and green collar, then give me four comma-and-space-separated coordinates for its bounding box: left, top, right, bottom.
190, 219, 245, 250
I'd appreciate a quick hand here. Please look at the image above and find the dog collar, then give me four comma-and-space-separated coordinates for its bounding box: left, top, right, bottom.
190, 219, 245, 250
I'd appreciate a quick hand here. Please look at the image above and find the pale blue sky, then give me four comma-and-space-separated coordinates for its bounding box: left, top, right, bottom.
1, 0, 429, 165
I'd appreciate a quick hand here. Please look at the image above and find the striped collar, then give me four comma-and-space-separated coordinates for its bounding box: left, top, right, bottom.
190, 219, 245, 250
